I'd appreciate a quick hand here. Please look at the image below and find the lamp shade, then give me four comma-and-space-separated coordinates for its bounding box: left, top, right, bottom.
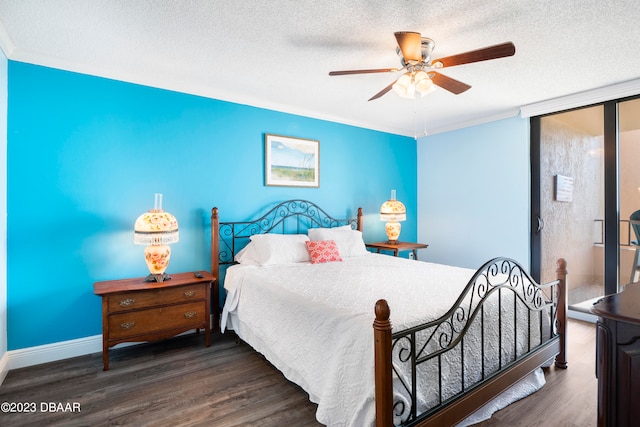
380, 190, 406, 222
134, 193, 179, 244
133, 211, 179, 245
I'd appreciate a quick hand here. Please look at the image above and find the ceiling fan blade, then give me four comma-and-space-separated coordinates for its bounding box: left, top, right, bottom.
368, 79, 398, 101
394, 31, 423, 63
430, 71, 471, 95
329, 68, 398, 76
432, 42, 515, 68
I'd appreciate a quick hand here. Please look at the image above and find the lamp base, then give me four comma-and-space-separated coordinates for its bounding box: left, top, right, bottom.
143, 245, 172, 283
144, 273, 172, 283
385, 221, 402, 242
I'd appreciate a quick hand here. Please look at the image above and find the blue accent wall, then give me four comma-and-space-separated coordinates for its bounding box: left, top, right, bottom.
7, 62, 416, 350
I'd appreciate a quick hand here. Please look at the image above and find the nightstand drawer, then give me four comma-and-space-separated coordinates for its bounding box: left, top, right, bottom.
107, 283, 206, 313
108, 301, 206, 339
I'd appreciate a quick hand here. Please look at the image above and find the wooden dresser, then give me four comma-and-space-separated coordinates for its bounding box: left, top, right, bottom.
94, 271, 214, 370
591, 284, 640, 426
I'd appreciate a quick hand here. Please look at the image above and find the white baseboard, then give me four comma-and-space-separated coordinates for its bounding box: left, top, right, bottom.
1, 315, 216, 383
6, 334, 103, 372
0, 351, 8, 385
0, 335, 103, 386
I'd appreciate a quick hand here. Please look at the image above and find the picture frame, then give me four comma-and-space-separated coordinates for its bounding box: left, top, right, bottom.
555, 174, 574, 203
264, 134, 320, 187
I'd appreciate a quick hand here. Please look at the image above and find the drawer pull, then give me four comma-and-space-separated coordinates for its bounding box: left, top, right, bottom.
120, 321, 135, 329
119, 298, 136, 307
183, 291, 196, 297
184, 311, 197, 319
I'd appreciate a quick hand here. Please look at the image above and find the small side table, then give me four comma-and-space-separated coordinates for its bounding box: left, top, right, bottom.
94, 271, 214, 370
365, 241, 428, 260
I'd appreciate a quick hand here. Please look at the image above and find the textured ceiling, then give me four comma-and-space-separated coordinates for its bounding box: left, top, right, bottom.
1, 0, 640, 137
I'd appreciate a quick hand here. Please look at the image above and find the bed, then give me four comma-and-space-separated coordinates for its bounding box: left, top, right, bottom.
210, 200, 567, 427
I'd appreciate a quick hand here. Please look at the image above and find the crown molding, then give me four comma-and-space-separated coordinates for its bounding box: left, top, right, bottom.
520, 79, 640, 118
0, 20, 15, 58
423, 108, 521, 138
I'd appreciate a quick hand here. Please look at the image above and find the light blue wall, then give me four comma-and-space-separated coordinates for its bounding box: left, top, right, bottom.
417, 116, 530, 269
6, 62, 416, 350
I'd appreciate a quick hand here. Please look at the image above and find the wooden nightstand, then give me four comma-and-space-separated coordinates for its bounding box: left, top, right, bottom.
365, 241, 428, 260
94, 271, 214, 370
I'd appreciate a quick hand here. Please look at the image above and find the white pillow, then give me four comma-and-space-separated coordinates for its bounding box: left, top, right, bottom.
248, 234, 311, 265
234, 243, 260, 265
308, 226, 368, 257
307, 225, 352, 240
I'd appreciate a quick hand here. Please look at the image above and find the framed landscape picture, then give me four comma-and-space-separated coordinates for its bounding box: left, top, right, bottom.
264, 134, 320, 187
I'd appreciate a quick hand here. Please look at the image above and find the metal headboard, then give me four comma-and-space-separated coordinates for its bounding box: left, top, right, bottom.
209, 199, 363, 331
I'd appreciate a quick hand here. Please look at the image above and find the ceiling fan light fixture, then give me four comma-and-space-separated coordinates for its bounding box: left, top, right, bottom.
392, 73, 415, 98
414, 70, 434, 95
393, 70, 434, 99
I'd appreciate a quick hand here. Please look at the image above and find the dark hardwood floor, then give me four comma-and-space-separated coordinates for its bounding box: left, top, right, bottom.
0, 333, 321, 427
0, 319, 596, 426
475, 318, 597, 426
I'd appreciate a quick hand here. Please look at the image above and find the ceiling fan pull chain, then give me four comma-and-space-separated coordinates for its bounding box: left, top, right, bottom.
423, 100, 429, 137
413, 99, 418, 140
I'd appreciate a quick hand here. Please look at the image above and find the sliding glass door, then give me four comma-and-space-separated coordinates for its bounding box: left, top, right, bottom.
618, 98, 640, 286
532, 105, 605, 308
531, 96, 640, 308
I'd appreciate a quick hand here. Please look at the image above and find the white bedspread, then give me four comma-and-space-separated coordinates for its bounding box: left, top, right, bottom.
221, 253, 546, 426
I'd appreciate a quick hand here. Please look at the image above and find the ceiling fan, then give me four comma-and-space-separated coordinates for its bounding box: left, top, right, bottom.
329, 32, 515, 101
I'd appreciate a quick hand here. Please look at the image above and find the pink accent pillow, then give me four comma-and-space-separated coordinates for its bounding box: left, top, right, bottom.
305, 240, 342, 264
